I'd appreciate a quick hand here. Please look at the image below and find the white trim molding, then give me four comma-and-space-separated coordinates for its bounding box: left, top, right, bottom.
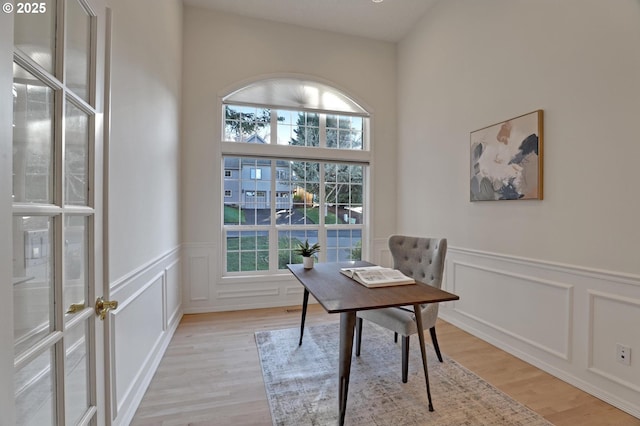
440, 247, 640, 419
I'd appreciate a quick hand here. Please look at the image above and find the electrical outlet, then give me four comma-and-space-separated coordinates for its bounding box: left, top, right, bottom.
616, 343, 631, 366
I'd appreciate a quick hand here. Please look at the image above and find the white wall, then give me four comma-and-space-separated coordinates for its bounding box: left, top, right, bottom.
398, 0, 640, 418
107, 1, 183, 424
181, 7, 397, 312
109, 0, 182, 282
398, 0, 640, 274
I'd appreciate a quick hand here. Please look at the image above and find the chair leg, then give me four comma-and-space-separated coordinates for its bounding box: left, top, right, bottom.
355, 317, 363, 357
429, 326, 443, 362
401, 335, 409, 383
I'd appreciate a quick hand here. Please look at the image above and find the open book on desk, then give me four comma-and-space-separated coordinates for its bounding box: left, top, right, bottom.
340, 266, 415, 288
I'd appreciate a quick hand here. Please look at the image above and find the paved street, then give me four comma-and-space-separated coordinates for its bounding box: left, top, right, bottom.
243, 208, 309, 225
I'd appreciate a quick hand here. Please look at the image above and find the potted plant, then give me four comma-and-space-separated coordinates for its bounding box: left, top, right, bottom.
294, 239, 321, 269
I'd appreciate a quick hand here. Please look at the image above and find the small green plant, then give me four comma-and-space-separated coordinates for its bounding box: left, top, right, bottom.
294, 239, 321, 257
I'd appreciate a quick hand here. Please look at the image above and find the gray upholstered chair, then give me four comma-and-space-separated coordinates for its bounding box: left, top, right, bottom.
355, 235, 447, 383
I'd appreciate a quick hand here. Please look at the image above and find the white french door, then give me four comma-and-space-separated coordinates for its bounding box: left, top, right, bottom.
3, 0, 109, 424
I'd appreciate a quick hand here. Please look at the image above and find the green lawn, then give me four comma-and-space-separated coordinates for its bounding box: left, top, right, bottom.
226, 206, 347, 272
226, 234, 307, 272
224, 205, 246, 224
294, 207, 341, 225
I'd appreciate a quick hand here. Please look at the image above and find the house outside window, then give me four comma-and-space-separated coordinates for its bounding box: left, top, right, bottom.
221, 78, 370, 275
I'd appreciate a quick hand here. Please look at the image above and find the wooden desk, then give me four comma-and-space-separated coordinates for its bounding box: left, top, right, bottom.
287, 261, 459, 425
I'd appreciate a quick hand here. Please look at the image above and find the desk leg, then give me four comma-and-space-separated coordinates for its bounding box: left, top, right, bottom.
414, 303, 434, 412
338, 311, 356, 426
299, 289, 309, 346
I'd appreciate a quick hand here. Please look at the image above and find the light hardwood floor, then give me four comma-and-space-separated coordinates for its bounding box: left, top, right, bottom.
131, 305, 640, 426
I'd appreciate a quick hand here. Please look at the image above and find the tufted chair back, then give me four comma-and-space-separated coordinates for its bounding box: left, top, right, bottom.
389, 235, 447, 289
355, 235, 449, 383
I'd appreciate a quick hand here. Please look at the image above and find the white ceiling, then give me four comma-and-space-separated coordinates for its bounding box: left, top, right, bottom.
183, 0, 438, 42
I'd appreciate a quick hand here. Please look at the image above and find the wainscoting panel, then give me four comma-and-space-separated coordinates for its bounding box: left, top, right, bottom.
165, 260, 181, 330
451, 261, 572, 360
372, 238, 393, 268
588, 290, 640, 393
112, 273, 164, 414
109, 248, 182, 426
440, 247, 640, 419
188, 255, 210, 302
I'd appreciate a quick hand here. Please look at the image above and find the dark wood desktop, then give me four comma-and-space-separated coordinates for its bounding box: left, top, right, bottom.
287, 261, 459, 426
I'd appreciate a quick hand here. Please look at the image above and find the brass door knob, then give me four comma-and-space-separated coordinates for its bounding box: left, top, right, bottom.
95, 296, 119, 320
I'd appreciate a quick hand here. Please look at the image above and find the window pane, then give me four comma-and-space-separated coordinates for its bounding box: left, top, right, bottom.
326, 229, 362, 262
15, 348, 56, 426
274, 160, 293, 215
278, 230, 319, 269
275, 161, 317, 226
276, 110, 319, 147
326, 114, 363, 150
324, 164, 364, 225
65, 322, 90, 425
65, 0, 91, 101
65, 101, 89, 206
64, 216, 87, 322
226, 230, 269, 272
223, 157, 272, 226
290, 162, 319, 225
13, 63, 55, 204
13, 216, 54, 355
224, 104, 271, 142
14, 0, 56, 73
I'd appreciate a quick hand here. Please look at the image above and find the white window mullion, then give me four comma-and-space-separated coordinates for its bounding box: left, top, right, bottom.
318, 163, 326, 262
270, 109, 278, 145
319, 114, 326, 148
270, 161, 277, 272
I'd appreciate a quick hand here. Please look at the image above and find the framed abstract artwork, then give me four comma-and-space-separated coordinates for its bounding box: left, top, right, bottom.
470, 110, 543, 201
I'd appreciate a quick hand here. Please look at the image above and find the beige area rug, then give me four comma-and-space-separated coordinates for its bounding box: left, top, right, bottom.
255, 322, 554, 426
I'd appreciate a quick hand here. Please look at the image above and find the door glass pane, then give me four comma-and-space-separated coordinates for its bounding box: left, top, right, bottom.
15, 348, 56, 426
64, 216, 88, 319
65, 0, 91, 101
64, 216, 87, 319
65, 322, 90, 424
65, 101, 89, 206
13, 64, 55, 204
14, 0, 56, 73
13, 216, 54, 355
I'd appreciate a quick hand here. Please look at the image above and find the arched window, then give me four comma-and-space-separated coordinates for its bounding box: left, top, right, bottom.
221, 77, 371, 275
